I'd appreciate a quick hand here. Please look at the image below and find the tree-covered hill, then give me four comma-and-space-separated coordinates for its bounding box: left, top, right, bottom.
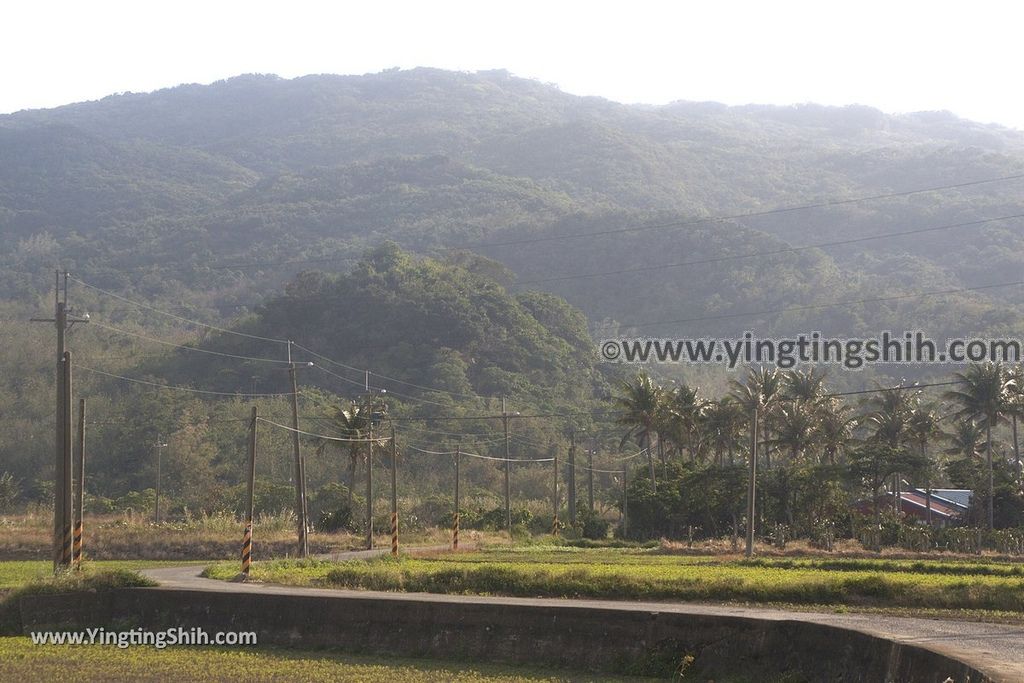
2, 67, 1024, 376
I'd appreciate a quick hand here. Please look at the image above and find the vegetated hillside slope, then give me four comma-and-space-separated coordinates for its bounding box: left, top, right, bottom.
2, 68, 1022, 340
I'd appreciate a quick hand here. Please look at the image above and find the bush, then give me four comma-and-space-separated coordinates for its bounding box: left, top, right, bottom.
576, 506, 611, 540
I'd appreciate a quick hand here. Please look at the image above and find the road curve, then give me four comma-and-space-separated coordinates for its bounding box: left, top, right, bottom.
141, 558, 1024, 682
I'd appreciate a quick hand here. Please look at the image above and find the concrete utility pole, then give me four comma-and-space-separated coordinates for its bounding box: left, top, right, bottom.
153, 435, 168, 523
588, 438, 596, 513
390, 422, 398, 557
551, 447, 559, 534
31, 272, 88, 572
452, 445, 461, 550
245, 406, 258, 527
621, 466, 628, 539
745, 406, 759, 558
73, 398, 85, 569
366, 395, 374, 550
287, 342, 309, 558
502, 397, 511, 532
568, 428, 577, 527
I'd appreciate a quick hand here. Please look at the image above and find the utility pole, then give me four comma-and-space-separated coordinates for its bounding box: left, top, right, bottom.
287, 342, 309, 558
551, 447, 559, 535
745, 406, 759, 558
242, 406, 257, 578
502, 397, 511, 532
621, 466, 628, 539
73, 398, 85, 570
366, 394, 374, 550
153, 435, 168, 523
588, 437, 596, 513
31, 271, 87, 572
245, 406, 258, 528
390, 422, 398, 557
568, 428, 577, 528
452, 445, 461, 550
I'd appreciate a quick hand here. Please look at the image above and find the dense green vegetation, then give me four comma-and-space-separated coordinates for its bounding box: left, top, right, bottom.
4, 69, 1024, 543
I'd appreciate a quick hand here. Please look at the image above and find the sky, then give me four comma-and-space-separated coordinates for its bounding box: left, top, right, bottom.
4, 0, 1022, 129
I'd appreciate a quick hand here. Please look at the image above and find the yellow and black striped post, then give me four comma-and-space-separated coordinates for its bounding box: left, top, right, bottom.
73, 397, 85, 570
72, 521, 83, 569
241, 522, 253, 578
390, 423, 398, 557
390, 512, 398, 557
452, 445, 461, 551
61, 523, 74, 568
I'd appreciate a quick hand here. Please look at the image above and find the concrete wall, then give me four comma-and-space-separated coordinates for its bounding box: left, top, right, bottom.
20, 588, 991, 682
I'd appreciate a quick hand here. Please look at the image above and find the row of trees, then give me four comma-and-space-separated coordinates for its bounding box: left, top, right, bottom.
615, 363, 1023, 535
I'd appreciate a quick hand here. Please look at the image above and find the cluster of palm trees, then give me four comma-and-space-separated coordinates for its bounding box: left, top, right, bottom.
615, 363, 1023, 530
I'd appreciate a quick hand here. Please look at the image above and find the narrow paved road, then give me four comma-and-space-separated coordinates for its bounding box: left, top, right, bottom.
142, 558, 1024, 682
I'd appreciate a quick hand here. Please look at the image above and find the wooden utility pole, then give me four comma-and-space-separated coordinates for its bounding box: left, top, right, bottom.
287, 342, 308, 558
568, 428, 577, 527
745, 406, 759, 558
502, 397, 511, 531
73, 398, 85, 569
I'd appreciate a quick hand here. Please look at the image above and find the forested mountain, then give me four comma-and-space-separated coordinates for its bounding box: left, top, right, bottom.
3, 67, 1023, 356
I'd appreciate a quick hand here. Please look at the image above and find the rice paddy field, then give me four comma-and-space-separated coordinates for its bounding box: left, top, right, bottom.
204, 545, 1024, 615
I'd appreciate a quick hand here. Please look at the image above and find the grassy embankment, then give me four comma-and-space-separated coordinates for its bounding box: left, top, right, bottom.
205, 545, 1024, 615
0, 639, 662, 683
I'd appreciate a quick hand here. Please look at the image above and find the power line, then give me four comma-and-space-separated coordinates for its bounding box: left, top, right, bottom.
257, 417, 390, 443
76, 366, 294, 397
515, 213, 1024, 286
293, 342, 489, 404
88, 320, 292, 364
476, 172, 1024, 248
71, 277, 289, 345
616, 278, 1024, 330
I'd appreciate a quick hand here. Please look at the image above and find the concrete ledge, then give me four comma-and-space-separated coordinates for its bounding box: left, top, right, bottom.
20, 588, 992, 682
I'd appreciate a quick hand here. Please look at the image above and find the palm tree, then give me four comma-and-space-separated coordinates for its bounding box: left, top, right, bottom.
702, 397, 745, 467
817, 398, 854, 466
770, 401, 821, 526
616, 371, 662, 489
862, 386, 914, 512
944, 362, 1016, 529
317, 402, 372, 511
665, 383, 708, 462
729, 366, 781, 468
907, 399, 942, 525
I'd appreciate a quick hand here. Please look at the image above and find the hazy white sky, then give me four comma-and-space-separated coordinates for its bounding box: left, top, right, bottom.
4, 0, 1022, 128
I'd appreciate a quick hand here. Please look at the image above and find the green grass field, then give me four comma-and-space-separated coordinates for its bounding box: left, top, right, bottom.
0, 560, 205, 590
204, 545, 1024, 614
0, 638, 650, 682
